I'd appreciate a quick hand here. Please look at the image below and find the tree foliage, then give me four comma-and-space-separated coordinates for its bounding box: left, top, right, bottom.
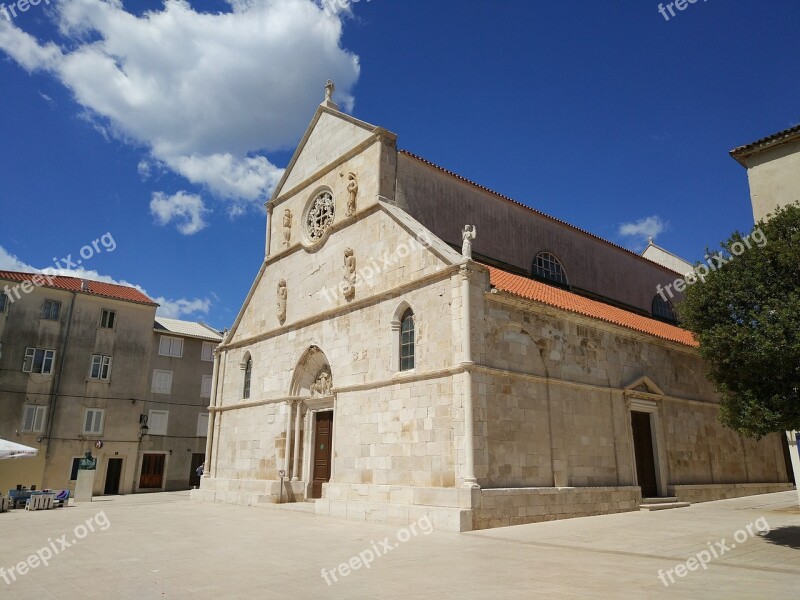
678, 204, 800, 438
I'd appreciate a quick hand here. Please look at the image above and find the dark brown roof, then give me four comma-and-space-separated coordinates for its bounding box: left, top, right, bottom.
730, 124, 800, 166
399, 150, 680, 274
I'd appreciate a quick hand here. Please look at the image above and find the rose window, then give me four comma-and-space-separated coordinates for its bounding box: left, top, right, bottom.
305, 191, 335, 241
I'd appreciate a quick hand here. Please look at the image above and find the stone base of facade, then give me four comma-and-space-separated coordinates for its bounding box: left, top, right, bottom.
190, 477, 306, 506
668, 482, 793, 504
472, 486, 642, 530
314, 483, 476, 532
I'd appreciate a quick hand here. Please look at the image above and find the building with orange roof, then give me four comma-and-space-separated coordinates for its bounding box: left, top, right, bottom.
193, 86, 790, 530
0, 271, 221, 496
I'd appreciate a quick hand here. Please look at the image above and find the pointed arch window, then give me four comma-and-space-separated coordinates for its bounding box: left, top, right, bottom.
652, 295, 677, 324
242, 356, 252, 399
533, 252, 569, 286
399, 308, 415, 371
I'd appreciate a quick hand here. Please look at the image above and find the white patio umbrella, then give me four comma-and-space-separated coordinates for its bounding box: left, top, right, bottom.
0, 439, 38, 460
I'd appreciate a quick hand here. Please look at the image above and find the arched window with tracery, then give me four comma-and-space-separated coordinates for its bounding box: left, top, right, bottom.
533, 252, 569, 286
399, 308, 415, 371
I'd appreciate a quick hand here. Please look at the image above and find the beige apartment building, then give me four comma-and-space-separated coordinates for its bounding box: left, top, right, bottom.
0, 271, 221, 496
193, 88, 790, 531
731, 124, 800, 222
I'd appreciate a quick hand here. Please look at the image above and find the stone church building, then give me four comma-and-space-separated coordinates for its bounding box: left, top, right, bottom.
192, 85, 790, 531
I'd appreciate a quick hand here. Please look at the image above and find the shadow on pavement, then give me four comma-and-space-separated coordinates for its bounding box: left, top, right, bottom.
762, 525, 800, 550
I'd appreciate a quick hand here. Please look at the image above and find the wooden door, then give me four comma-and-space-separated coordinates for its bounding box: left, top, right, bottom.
631, 411, 658, 498
104, 458, 123, 495
311, 412, 333, 499
139, 453, 166, 489
189, 453, 205, 488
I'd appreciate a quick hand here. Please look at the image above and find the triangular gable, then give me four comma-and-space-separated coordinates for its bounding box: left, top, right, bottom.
221, 202, 457, 348
270, 106, 391, 201
623, 375, 665, 396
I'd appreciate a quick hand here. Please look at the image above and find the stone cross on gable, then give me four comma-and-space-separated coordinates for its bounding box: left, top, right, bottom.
322, 79, 339, 110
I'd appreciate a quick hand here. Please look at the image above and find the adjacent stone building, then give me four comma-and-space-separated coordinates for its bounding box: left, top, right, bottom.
194, 88, 790, 531
0, 272, 221, 496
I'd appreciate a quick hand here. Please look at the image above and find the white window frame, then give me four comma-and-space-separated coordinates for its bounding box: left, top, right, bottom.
21, 404, 47, 433
148, 410, 169, 436
89, 354, 113, 380
23, 347, 55, 374
99, 309, 116, 329
201, 374, 213, 398
158, 335, 183, 358
197, 412, 209, 437
151, 369, 173, 394
83, 408, 105, 435
201, 341, 215, 362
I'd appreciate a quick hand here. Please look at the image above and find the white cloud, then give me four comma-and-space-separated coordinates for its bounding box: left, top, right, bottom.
153, 297, 212, 319
618, 216, 667, 244
0, 0, 359, 209
0, 245, 211, 320
150, 191, 209, 235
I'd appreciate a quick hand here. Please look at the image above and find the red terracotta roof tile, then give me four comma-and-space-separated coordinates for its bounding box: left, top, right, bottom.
485, 265, 698, 348
0, 271, 157, 307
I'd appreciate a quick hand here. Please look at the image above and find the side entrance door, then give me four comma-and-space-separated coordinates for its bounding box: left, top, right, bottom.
104, 458, 123, 495
139, 453, 166, 489
311, 411, 333, 499
631, 411, 658, 498
189, 453, 205, 488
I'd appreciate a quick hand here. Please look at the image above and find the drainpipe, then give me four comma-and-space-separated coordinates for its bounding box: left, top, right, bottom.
460, 264, 479, 489
45, 291, 77, 460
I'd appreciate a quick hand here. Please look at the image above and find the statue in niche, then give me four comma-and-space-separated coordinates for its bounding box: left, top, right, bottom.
346, 172, 358, 217
282, 209, 292, 248
310, 368, 333, 397
342, 247, 356, 300
277, 279, 287, 323
461, 224, 477, 259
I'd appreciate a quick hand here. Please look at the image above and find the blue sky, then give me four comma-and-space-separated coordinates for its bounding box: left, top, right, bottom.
0, 0, 797, 330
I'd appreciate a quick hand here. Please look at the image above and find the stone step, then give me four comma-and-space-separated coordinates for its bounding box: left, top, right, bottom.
639, 501, 690, 511
641, 496, 679, 504
273, 501, 316, 513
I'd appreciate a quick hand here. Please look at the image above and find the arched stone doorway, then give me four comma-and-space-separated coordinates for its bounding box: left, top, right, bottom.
289, 346, 335, 499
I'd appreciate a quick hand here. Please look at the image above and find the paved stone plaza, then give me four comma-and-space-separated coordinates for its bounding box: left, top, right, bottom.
1, 491, 798, 599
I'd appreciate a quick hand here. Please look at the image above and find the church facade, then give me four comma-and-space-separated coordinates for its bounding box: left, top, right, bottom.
192, 88, 790, 531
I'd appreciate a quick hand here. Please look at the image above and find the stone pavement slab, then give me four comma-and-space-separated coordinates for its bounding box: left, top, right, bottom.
0, 490, 798, 599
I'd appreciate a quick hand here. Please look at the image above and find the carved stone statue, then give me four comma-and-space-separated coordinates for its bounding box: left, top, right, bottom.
324, 80, 335, 103
282, 209, 292, 248
277, 279, 287, 323
78, 451, 97, 470
310, 368, 333, 397
462, 224, 477, 259
342, 247, 356, 300
346, 172, 358, 217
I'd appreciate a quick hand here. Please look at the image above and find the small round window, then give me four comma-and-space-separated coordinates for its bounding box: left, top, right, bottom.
305, 190, 335, 242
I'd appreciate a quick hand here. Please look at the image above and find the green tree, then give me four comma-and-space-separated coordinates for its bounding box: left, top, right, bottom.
678, 204, 800, 438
